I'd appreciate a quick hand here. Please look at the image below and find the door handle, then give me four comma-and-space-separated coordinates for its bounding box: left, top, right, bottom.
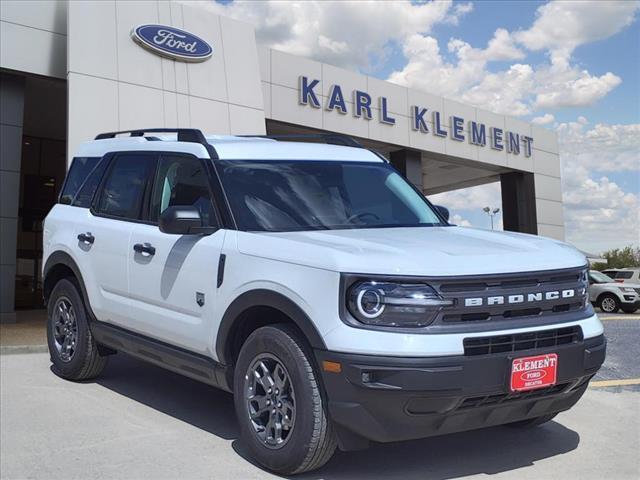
77, 232, 95, 245
133, 242, 156, 256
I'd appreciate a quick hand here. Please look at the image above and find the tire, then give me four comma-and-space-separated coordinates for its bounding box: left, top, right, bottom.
47, 278, 108, 381
507, 413, 557, 428
233, 324, 337, 475
598, 293, 620, 314
621, 306, 638, 314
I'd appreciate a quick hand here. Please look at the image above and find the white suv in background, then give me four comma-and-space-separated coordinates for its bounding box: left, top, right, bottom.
602, 268, 640, 284
589, 270, 640, 314
43, 129, 606, 475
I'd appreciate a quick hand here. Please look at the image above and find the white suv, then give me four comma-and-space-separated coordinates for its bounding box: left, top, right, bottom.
43, 129, 606, 475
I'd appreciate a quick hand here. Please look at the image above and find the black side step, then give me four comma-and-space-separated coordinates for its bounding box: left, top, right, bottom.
91, 321, 231, 392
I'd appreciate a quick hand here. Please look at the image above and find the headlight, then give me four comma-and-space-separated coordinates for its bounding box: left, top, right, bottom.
347, 281, 452, 327
619, 287, 636, 293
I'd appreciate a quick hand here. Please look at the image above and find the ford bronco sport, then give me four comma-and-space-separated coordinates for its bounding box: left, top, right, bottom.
43, 128, 606, 474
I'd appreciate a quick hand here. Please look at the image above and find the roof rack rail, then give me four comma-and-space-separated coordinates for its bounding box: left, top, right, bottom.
242, 133, 364, 148
95, 128, 207, 145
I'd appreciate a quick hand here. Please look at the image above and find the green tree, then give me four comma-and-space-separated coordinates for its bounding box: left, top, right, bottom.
601, 246, 640, 269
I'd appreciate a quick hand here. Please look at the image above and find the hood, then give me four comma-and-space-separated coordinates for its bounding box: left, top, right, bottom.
236, 226, 588, 276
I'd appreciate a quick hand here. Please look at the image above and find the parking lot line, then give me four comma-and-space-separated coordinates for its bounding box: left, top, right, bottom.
589, 378, 640, 388
598, 316, 640, 321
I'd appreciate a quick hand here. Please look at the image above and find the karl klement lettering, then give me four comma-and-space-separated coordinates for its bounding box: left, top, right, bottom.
298, 76, 534, 157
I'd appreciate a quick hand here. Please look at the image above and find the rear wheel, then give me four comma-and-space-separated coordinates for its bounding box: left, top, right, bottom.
234, 324, 336, 475
507, 413, 557, 428
47, 278, 108, 380
598, 293, 620, 314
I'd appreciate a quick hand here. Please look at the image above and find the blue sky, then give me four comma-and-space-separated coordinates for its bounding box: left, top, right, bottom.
210, 0, 639, 252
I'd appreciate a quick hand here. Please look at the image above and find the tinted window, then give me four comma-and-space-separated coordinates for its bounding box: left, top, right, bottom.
215, 160, 443, 232
616, 271, 633, 279
149, 155, 216, 225
72, 158, 110, 208
60, 157, 101, 205
96, 155, 156, 220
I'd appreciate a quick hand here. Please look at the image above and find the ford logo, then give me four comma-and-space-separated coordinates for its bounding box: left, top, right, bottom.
131, 24, 212, 62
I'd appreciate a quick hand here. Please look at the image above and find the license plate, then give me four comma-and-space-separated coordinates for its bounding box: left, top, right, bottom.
510, 353, 558, 392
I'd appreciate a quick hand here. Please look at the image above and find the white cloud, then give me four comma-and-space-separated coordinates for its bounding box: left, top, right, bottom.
451, 214, 472, 227
557, 119, 640, 172
429, 119, 639, 252
556, 118, 639, 251
388, 0, 635, 114
514, 0, 640, 67
531, 113, 555, 125
534, 68, 621, 109
561, 164, 639, 252
429, 183, 503, 230
188, 0, 471, 71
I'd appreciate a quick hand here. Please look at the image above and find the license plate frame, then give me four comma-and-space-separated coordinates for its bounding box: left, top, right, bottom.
510, 353, 558, 392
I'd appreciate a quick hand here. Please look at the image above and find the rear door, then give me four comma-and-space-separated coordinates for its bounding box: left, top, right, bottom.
81, 152, 157, 325
126, 153, 225, 354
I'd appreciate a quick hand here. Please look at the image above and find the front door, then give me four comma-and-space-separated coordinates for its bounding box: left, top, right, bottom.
127, 154, 224, 354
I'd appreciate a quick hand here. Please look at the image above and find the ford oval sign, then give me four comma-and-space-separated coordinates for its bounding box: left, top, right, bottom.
131, 24, 212, 62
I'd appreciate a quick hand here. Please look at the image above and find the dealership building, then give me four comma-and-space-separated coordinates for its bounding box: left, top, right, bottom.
0, 0, 564, 322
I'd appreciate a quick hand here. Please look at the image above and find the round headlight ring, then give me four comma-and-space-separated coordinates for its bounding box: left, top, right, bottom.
356, 287, 386, 319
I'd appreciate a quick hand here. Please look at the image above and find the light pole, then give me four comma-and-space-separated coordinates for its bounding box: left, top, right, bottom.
483, 206, 500, 230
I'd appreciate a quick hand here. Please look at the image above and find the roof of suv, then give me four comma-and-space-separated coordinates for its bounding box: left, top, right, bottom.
75, 134, 383, 163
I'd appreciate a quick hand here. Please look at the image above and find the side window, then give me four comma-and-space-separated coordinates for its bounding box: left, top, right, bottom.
72, 158, 110, 208
95, 154, 156, 220
60, 157, 101, 205
617, 271, 633, 279
149, 155, 216, 226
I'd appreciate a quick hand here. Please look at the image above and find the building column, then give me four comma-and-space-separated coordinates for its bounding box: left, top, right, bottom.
390, 149, 423, 191
500, 171, 538, 235
0, 74, 24, 323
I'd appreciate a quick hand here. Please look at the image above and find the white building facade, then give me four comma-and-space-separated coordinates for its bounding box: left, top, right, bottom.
0, 0, 564, 321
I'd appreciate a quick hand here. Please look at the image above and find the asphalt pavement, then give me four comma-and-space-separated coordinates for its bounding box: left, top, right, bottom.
1, 314, 638, 479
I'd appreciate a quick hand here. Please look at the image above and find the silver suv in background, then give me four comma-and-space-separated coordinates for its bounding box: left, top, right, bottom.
589, 271, 640, 314
602, 268, 640, 284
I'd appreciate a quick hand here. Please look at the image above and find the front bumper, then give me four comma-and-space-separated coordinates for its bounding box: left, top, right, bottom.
621, 298, 640, 307
316, 334, 606, 450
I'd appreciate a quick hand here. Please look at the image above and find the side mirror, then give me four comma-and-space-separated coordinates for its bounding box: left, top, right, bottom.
434, 205, 450, 222
159, 206, 216, 235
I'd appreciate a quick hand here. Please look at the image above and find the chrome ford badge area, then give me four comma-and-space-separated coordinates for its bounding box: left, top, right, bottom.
131, 24, 213, 62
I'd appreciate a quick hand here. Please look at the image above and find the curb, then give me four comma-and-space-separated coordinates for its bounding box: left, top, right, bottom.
0, 345, 49, 355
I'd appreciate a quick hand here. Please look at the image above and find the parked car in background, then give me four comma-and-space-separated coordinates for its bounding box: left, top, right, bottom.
589, 270, 640, 314
601, 268, 640, 284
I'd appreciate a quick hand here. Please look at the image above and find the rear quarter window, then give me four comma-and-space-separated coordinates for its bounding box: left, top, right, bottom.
59, 157, 103, 206
616, 271, 634, 279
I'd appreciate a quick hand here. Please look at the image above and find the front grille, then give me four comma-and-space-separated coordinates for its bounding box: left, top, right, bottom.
432, 266, 589, 326
463, 326, 582, 356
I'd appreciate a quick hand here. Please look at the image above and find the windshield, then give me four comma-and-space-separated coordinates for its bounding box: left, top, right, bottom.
590, 271, 614, 284
215, 160, 444, 232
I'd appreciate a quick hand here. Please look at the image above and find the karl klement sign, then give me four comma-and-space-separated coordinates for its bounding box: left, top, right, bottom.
298, 76, 533, 157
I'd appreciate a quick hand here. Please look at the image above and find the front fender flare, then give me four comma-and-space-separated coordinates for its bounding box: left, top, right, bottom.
215, 289, 327, 365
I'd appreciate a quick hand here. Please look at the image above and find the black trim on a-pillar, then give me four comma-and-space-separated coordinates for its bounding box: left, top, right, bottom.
500, 172, 538, 234
390, 149, 423, 190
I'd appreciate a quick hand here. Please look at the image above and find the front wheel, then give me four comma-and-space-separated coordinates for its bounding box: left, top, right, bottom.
47, 278, 108, 380
598, 294, 620, 313
234, 324, 337, 475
